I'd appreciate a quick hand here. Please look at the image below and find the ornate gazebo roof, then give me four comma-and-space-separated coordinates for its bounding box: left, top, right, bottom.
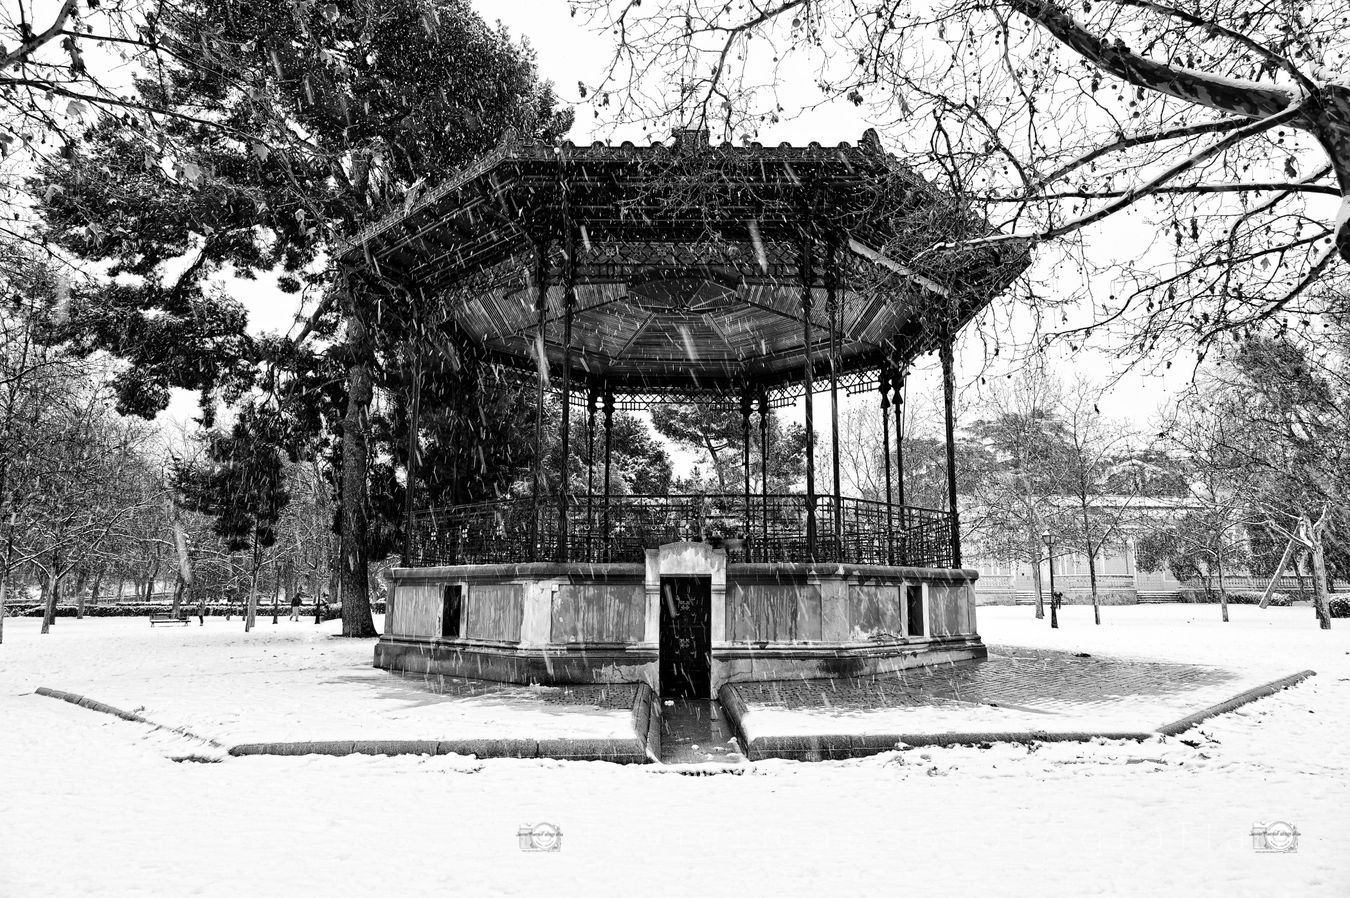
340, 129, 1029, 404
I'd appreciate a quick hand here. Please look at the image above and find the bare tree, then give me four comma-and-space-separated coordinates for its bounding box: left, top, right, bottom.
19, 386, 161, 633
1199, 336, 1348, 628
578, 0, 1347, 354
1056, 377, 1143, 624
1139, 398, 1262, 622
967, 369, 1067, 619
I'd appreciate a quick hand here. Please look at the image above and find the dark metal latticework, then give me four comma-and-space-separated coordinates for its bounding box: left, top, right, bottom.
407, 493, 954, 568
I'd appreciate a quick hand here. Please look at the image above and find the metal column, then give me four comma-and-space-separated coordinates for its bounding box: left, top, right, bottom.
800, 234, 817, 563
401, 338, 422, 567
740, 387, 752, 550
556, 223, 577, 563
758, 388, 770, 563
879, 366, 892, 565
940, 337, 961, 569
529, 239, 548, 562
586, 386, 598, 561
602, 384, 615, 562
826, 239, 842, 558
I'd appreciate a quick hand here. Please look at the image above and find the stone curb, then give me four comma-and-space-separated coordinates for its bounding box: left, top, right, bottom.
632, 682, 660, 762
226, 735, 650, 762
1156, 669, 1316, 736
721, 670, 1317, 761
34, 687, 228, 750
717, 682, 752, 751
37, 685, 653, 764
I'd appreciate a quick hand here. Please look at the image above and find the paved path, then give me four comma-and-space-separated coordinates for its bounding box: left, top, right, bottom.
722, 644, 1316, 747
658, 699, 746, 765
390, 672, 638, 709
730, 646, 1238, 717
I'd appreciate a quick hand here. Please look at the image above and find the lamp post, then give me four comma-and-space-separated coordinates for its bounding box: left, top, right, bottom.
1041, 529, 1059, 630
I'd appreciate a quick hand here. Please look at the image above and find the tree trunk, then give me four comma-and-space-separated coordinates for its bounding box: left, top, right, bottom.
81, 567, 103, 620
327, 535, 341, 612
271, 560, 282, 625
339, 296, 378, 639
1216, 551, 1229, 623
0, 507, 16, 644
40, 564, 59, 634
1087, 546, 1101, 625
1308, 512, 1333, 630
38, 575, 51, 635
245, 542, 260, 632
71, 568, 88, 609
702, 436, 728, 492
143, 552, 161, 604
1310, 536, 1333, 630
44, 549, 62, 630
1029, 530, 1045, 619
170, 499, 193, 619
1259, 536, 1297, 609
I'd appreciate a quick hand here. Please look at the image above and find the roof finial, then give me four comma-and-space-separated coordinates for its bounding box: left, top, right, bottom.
860, 128, 884, 155
672, 126, 710, 151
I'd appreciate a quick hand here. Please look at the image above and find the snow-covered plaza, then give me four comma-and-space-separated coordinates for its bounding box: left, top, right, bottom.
1, 604, 1346, 897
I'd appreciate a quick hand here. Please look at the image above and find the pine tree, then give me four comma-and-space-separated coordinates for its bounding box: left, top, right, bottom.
37, 0, 571, 635
175, 409, 290, 632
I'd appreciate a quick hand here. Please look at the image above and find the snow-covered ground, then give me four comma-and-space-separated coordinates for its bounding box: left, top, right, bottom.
2, 605, 1347, 897
743, 604, 1323, 738
0, 616, 631, 743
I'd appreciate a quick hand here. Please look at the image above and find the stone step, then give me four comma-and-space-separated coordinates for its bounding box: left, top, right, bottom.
657, 698, 746, 766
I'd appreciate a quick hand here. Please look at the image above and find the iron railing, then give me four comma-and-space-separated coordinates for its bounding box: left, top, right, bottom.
407, 493, 956, 569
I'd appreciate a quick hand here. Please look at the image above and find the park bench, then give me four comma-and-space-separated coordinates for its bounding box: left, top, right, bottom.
149, 613, 191, 626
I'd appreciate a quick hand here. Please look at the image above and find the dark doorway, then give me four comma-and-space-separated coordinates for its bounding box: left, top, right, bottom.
441, 585, 463, 639
905, 583, 924, 637
659, 576, 711, 699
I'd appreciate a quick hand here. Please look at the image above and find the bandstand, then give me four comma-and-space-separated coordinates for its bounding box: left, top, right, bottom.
341, 129, 1029, 698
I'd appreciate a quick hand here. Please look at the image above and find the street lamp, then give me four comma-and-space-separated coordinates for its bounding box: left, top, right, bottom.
1041, 529, 1059, 630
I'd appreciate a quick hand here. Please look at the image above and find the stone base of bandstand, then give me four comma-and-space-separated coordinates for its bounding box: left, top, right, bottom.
375, 542, 985, 697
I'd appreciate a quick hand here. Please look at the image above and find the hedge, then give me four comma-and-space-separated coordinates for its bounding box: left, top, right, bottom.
7, 602, 383, 620
1181, 590, 1293, 607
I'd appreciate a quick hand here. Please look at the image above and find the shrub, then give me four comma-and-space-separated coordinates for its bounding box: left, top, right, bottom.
1181, 590, 1292, 607
16, 603, 254, 618
12, 601, 373, 620
1330, 597, 1350, 619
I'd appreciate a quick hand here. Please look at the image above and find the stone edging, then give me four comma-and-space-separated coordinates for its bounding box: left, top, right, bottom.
1155, 669, 1315, 735
719, 669, 1317, 761
43, 669, 1311, 765
34, 687, 228, 751
35, 684, 656, 764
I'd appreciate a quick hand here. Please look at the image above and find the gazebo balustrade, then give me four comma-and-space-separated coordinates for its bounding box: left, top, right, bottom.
406, 493, 954, 569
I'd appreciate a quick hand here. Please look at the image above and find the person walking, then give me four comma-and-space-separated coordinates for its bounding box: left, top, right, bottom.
289, 588, 305, 622
315, 590, 328, 625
